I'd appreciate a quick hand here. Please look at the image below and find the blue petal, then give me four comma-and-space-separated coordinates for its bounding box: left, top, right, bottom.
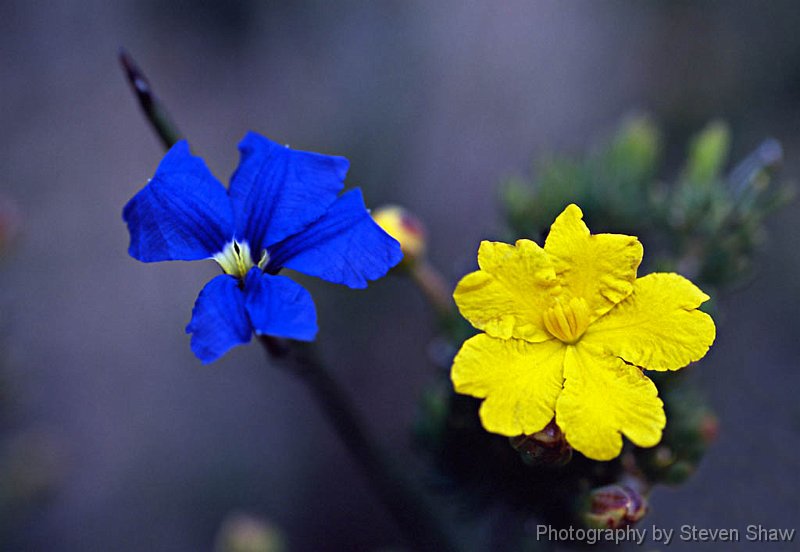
228, 132, 349, 254
123, 141, 235, 262
244, 268, 318, 341
186, 275, 252, 363
267, 189, 403, 289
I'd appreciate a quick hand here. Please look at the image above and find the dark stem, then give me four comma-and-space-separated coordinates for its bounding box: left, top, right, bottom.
119, 49, 183, 149
261, 337, 459, 552
410, 260, 454, 318
120, 52, 459, 551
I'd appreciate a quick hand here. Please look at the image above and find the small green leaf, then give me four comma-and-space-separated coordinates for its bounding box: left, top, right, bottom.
683, 121, 731, 187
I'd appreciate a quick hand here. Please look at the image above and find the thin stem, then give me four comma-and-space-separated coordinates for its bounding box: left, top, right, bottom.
119, 49, 183, 149
409, 260, 454, 318
261, 338, 459, 551
121, 53, 460, 552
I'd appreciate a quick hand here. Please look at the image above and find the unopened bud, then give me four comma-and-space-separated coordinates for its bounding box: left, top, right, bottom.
581, 484, 647, 529
372, 205, 427, 265
509, 420, 572, 467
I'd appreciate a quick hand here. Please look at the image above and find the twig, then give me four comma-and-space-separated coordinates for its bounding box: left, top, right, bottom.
119, 48, 183, 149
120, 51, 460, 552
261, 338, 460, 551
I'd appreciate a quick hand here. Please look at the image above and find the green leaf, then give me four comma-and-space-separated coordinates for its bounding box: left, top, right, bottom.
682, 121, 731, 187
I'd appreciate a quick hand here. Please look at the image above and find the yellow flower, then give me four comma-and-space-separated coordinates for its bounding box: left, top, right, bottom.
451, 204, 715, 461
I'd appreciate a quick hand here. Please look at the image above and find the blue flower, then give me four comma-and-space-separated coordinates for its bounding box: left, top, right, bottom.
123, 132, 403, 363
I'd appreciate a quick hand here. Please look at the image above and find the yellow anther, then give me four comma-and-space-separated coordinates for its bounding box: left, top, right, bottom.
213, 240, 269, 279
543, 297, 590, 344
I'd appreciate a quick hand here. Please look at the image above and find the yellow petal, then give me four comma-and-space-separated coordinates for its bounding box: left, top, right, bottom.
582, 272, 716, 371
544, 204, 643, 321
451, 334, 566, 436
453, 240, 558, 342
556, 345, 666, 461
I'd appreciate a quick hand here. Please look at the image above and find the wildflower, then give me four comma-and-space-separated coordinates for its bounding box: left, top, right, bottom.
451, 204, 715, 460
123, 133, 402, 363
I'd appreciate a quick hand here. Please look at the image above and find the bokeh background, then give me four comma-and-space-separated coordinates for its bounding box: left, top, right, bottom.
1, 1, 799, 550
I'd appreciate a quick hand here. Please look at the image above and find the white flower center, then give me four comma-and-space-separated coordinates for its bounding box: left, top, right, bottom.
213, 240, 269, 279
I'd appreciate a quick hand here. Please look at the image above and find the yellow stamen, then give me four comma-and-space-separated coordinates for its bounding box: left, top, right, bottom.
543, 297, 590, 344
213, 240, 269, 279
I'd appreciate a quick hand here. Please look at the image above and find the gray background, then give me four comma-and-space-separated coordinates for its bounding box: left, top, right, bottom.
1, 1, 798, 551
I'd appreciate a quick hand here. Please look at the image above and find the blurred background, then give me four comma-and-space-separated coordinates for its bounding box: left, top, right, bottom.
1, 1, 799, 550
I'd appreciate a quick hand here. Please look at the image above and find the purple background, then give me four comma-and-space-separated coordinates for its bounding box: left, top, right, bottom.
1, 2, 798, 550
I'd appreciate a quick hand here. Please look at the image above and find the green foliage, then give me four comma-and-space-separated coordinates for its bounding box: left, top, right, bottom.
635, 375, 719, 486
500, 116, 793, 290
503, 116, 662, 241
682, 121, 730, 187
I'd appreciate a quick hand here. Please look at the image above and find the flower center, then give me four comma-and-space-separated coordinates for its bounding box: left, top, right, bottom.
543, 297, 590, 344
213, 240, 269, 279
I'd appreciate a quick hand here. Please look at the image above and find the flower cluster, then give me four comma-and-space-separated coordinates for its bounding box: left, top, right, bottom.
124, 132, 402, 362
451, 204, 715, 460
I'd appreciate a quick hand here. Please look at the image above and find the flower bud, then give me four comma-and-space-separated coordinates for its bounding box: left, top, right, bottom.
372, 205, 426, 265
509, 420, 572, 467
580, 484, 648, 529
